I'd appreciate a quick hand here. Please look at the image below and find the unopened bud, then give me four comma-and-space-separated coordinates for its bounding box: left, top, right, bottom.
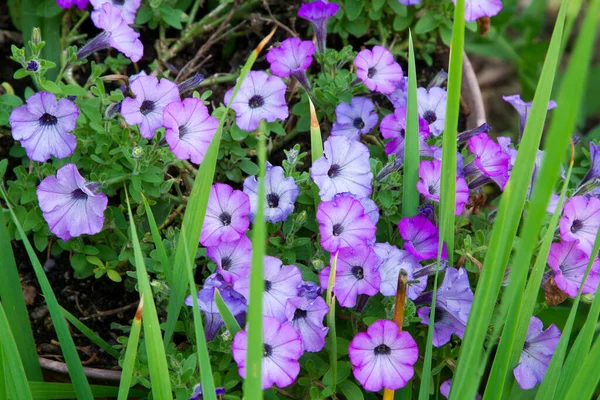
132, 146, 144, 159
32, 28, 42, 46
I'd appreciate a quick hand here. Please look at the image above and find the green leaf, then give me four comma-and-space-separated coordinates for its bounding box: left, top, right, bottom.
414, 13, 440, 34
563, 332, 600, 400
215, 289, 242, 336
117, 301, 143, 400
402, 31, 419, 218
142, 194, 172, 285
159, 6, 183, 29
344, 0, 363, 21
339, 381, 364, 400
28, 382, 146, 399
106, 269, 122, 282
239, 160, 259, 175
308, 97, 323, 163
61, 307, 120, 359
0, 302, 33, 400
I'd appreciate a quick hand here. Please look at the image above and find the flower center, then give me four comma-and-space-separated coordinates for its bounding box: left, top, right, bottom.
178, 125, 188, 139
218, 212, 232, 226
264, 280, 272, 292
293, 309, 307, 321
571, 219, 583, 233
351, 266, 364, 280
112, 0, 125, 5
332, 223, 344, 236
428, 185, 438, 196
367, 67, 377, 79
263, 343, 273, 357
39, 113, 58, 126
374, 343, 391, 355
400, 128, 406, 137
27, 60, 39, 72
434, 308, 447, 323
248, 95, 264, 109
71, 188, 88, 200
267, 193, 280, 208
140, 100, 155, 115
327, 164, 341, 178
221, 256, 232, 270
423, 110, 437, 124
353, 118, 365, 129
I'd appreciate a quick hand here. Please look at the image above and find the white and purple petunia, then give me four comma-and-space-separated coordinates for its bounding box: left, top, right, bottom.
90, 0, 141, 24
559, 196, 600, 255
418, 87, 447, 136
547, 240, 600, 297
37, 164, 108, 242
416, 159, 470, 215
200, 183, 251, 247
266, 38, 315, 90
206, 235, 252, 284
297, 0, 340, 53
10, 92, 79, 162
387, 77, 409, 109
374, 242, 426, 299
380, 106, 431, 160
330, 97, 379, 141
455, 0, 503, 22
582, 141, 600, 185
285, 296, 329, 352
503, 94, 557, 137
465, 132, 511, 189
399, 214, 448, 261
348, 320, 418, 391
354, 46, 404, 95
243, 164, 299, 223
334, 192, 380, 225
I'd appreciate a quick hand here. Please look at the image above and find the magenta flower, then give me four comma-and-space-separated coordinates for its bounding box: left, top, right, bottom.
416, 159, 470, 215
387, 77, 409, 108
232, 316, 302, 389
121, 75, 180, 139
399, 214, 447, 261
266, 38, 315, 90
57, 0, 88, 9
243, 164, 299, 223
418, 87, 447, 136
316, 194, 377, 253
335, 192, 380, 225
206, 236, 252, 284
374, 242, 426, 299
582, 142, 600, 184
285, 296, 329, 352
37, 164, 108, 242
354, 46, 404, 95
163, 98, 218, 164
513, 317, 560, 390
547, 241, 600, 297
331, 97, 379, 141
380, 106, 431, 160
78, 3, 143, 62
297, 0, 340, 53
200, 183, 250, 247
311, 136, 373, 201
503, 94, 557, 137
318, 245, 380, 308
559, 196, 600, 255
464, 132, 511, 189
224, 71, 288, 132
456, 0, 503, 22
90, 0, 141, 24
234, 256, 302, 322
348, 320, 418, 391
9, 92, 79, 162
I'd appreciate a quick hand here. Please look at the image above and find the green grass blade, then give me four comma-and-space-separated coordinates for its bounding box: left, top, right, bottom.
141, 194, 173, 285
244, 124, 267, 399
309, 97, 324, 163
29, 382, 147, 399
1, 187, 93, 400
563, 334, 600, 400
0, 301, 33, 400
125, 191, 173, 400
60, 307, 120, 359
162, 28, 276, 346
0, 342, 6, 400
401, 30, 419, 218
0, 208, 42, 381
117, 298, 144, 400
215, 289, 242, 337
326, 252, 339, 396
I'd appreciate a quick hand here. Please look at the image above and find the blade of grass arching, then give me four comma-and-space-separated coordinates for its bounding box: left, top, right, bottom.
563, 333, 600, 400
60, 307, 120, 359
0, 208, 42, 381
326, 251, 339, 396
117, 297, 144, 400
215, 289, 242, 336
1, 187, 93, 400
141, 194, 172, 286
450, 0, 568, 397
420, 1, 464, 398
29, 382, 147, 399
163, 28, 277, 346
0, 342, 6, 400
401, 30, 419, 218
0, 301, 33, 400
125, 191, 173, 400
309, 97, 324, 163
244, 123, 268, 399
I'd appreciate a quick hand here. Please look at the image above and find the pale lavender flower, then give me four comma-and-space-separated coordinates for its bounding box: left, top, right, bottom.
418, 87, 447, 136
374, 242, 426, 299
582, 142, 600, 184
333, 192, 380, 225
387, 77, 409, 108
189, 385, 226, 400
503, 94, 557, 138
297, 0, 340, 53
243, 164, 299, 223
331, 97, 379, 141
380, 106, 431, 160
57, 0, 88, 9
464, 132, 511, 189
90, 0, 141, 24
456, 0, 503, 22
296, 281, 323, 300
399, 214, 447, 261
355, 46, 404, 95
548, 240, 600, 297
266, 38, 315, 90
285, 296, 329, 352
432, 147, 466, 178
398, 0, 422, 5
206, 236, 252, 284
559, 196, 600, 255
200, 183, 250, 247
416, 159, 470, 215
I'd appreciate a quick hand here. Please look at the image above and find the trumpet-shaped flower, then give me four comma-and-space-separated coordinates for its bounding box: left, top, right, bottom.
418, 87, 447, 136
243, 164, 299, 223
206, 235, 252, 284
354, 46, 404, 95
331, 97, 379, 141
456, 0, 503, 22
297, 0, 340, 53
559, 196, 600, 255
90, 0, 141, 24
547, 240, 600, 297
380, 106, 431, 160
285, 296, 329, 352
398, 214, 447, 261
200, 183, 250, 247
374, 242, 426, 299
416, 159, 470, 215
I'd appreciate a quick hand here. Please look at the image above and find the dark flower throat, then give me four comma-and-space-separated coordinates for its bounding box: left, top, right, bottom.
218, 212, 232, 226
374, 344, 391, 355
248, 95, 264, 109
39, 113, 58, 126
140, 100, 155, 115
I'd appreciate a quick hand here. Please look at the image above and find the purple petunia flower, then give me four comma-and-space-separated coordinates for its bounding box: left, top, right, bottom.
559, 196, 600, 255
455, 0, 503, 22
9, 92, 79, 162
418, 87, 447, 136
380, 106, 431, 160
56, 0, 88, 10
582, 142, 600, 184
330, 97, 379, 141
224, 71, 288, 132
387, 77, 409, 109
78, 3, 143, 62
348, 320, 418, 391
297, 281, 323, 300
547, 240, 600, 297
416, 159, 470, 215
417, 267, 473, 347
234, 256, 302, 322
311, 136, 373, 201
503, 94, 557, 138
399, 214, 447, 261
513, 317, 561, 390
37, 164, 108, 241
464, 132, 511, 189
374, 242, 426, 299
206, 236, 252, 284
121, 75, 180, 139
232, 316, 303, 389
243, 164, 299, 223
355, 46, 404, 95
316, 194, 377, 253
200, 183, 250, 247
334, 193, 380, 225
266, 38, 315, 90
297, 0, 340, 53
185, 273, 247, 341
440, 379, 482, 400
189, 385, 226, 400
163, 98, 218, 164
285, 296, 329, 352
90, 0, 141, 24
398, 0, 422, 5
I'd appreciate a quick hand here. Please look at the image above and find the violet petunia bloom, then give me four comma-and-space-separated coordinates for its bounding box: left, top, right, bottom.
387, 77, 409, 109
297, 281, 323, 300
243, 164, 299, 223
559, 196, 600, 255
233, 316, 302, 389
189, 385, 226, 400
318, 245, 381, 308
234, 256, 302, 322
90, 0, 141, 24
200, 183, 251, 247
163, 98, 218, 164
335, 192, 380, 225
455, 0, 503, 22
418, 87, 447, 136
224, 71, 288, 132
57, 0, 88, 9
185, 273, 247, 341
297, 0, 340, 53
399, 214, 448, 261
440, 380, 482, 400
37, 164, 108, 242
513, 317, 561, 390
354, 46, 404, 95
547, 241, 600, 297
331, 97, 379, 141
398, 0, 422, 5
78, 3, 143, 62
374, 242, 426, 299
285, 296, 329, 352
582, 142, 600, 184
316, 194, 377, 252
121, 75, 180, 139
380, 106, 431, 160
206, 235, 252, 284
464, 132, 511, 189
348, 320, 418, 391
416, 159, 470, 215
311, 136, 373, 201
9, 92, 79, 162
503, 94, 557, 138
266, 38, 315, 90
416, 267, 474, 347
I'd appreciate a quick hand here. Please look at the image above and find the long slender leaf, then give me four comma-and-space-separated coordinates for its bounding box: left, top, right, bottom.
309, 96, 324, 163
563, 333, 600, 400
117, 297, 144, 400
0, 341, 6, 400
142, 194, 173, 285
0, 301, 32, 400
215, 289, 242, 337
326, 251, 339, 397
29, 382, 146, 399
60, 307, 120, 359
